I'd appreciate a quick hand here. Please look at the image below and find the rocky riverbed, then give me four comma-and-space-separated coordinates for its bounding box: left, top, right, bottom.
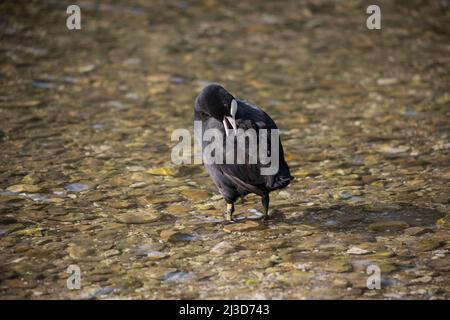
0, 0, 449, 299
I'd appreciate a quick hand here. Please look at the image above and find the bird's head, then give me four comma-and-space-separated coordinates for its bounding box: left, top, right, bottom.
195, 84, 238, 136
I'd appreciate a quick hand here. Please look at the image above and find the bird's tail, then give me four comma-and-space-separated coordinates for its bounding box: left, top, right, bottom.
266, 161, 294, 191
271, 174, 294, 190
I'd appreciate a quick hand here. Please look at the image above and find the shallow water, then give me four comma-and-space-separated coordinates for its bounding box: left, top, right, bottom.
0, 0, 449, 299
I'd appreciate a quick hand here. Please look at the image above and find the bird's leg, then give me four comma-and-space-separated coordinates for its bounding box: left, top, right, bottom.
225, 203, 235, 222
261, 194, 270, 220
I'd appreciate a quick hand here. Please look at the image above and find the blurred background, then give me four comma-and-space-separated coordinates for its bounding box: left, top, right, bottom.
0, 0, 449, 299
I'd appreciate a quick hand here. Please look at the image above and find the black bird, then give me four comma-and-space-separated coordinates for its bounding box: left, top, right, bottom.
194, 84, 293, 221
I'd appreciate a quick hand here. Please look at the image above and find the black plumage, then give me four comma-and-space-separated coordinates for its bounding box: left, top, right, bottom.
194, 84, 293, 221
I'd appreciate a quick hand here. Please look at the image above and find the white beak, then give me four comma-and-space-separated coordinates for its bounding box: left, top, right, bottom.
223, 116, 237, 136
223, 99, 238, 136
230, 99, 238, 118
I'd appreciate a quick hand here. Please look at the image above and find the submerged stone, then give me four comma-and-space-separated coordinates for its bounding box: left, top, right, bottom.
145, 251, 169, 260
410, 276, 432, 284
108, 200, 133, 209
160, 229, 197, 242
194, 202, 217, 210
324, 259, 353, 273
415, 239, 444, 252
144, 267, 177, 280
346, 247, 370, 255
181, 188, 210, 201
163, 271, 195, 282
377, 261, 398, 274
115, 209, 161, 224
67, 244, 95, 259
7, 184, 40, 193
146, 166, 183, 177
436, 216, 450, 229
278, 271, 315, 286
369, 221, 409, 232
165, 205, 191, 215
404, 227, 433, 237
102, 249, 121, 257
223, 220, 263, 233
211, 241, 235, 255
14, 227, 46, 237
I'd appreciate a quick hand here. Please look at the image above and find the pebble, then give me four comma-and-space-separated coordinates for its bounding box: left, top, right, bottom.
415, 239, 444, 252
135, 243, 165, 256
109, 200, 133, 209
404, 227, 433, 237
278, 271, 314, 286
160, 229, 197, 242
369, 221, 409, 232
65, 183, 89, 192
67, 245, 95, 259
163, 271, 196, 283
77, 64, 96, 73
115, 209, 161, 224
377, 144, 409, 154
324, 259, 353, 272
410, 276, 432, 284
7, 184, 40, 193
144, 267, 177, 280
346, 247, 370, 255
22, 174, 40, 184
165, 205, 191, 215
377, 78, 399, 86
181, 188, 210, 201
194, 202, 216, 210
102, 249, 121, 257
223, 221, 263, 233
211, 241, 235, 255
145, 251, 169, 260
146, 166, 183, 177
126, 165, 146, 172
436, 216, 450, 229
14, 227, 46, 237
129, 182, 147, 188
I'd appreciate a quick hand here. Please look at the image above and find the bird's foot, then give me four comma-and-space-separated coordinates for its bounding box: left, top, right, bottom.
224, 213, 237, 224
224, 211, 236, 223
260, 194, 270, 222
224, 203, 236, 223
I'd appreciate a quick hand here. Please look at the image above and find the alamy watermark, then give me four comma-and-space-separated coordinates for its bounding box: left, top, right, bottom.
66, 264, 81, 290
366, 264, 381, 289
65, 5, 380, 31
366, 5, 381, 30
171, 121, 280, 175
66, 5, 81, 30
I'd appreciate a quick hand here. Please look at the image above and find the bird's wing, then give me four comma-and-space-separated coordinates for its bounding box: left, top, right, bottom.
235, 100, 278, 130
213, 100, 281, 194
197, 100, 290, 195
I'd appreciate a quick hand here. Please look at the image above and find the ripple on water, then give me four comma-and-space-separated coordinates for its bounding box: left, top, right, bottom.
24, 193, 50, 202
0, 190, 18, 196
82, 287, 115, 299
65, 183, 89, 192
193, 214, 223, 223
92, 124, 105, 130
32, 81, 54, 89
163, 272, 195, 283
135, 245, 167, 259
